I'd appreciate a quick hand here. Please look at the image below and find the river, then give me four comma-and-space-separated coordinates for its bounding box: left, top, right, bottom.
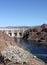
14, 38, 47, 63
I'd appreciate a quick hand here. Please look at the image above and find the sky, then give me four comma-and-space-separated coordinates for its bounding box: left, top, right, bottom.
0, 0, 47, 27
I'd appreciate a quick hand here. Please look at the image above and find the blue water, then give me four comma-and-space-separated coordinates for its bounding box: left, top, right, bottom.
15, 39, 47, 63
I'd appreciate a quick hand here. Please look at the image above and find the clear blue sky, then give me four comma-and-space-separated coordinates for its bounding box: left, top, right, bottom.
0, 0, 47, 27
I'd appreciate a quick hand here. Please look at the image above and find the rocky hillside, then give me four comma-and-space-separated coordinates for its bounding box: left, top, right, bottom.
0, 31, 46, 65
23, 24, 47, 44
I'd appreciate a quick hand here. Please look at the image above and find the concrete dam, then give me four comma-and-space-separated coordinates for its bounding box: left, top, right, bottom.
0, 26, 31, 38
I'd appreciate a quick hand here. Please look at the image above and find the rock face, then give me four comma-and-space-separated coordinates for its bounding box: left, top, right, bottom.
23, 24, 47, 44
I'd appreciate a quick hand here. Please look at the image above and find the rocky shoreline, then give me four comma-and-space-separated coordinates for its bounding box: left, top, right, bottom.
23, 24, 47, 45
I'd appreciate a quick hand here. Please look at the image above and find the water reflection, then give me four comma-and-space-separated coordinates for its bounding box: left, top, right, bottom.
14, 38, 47, 63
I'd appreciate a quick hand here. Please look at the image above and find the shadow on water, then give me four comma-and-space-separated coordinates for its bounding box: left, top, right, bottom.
14, 38, 47, 63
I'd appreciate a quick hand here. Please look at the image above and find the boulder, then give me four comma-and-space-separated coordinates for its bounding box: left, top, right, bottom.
1, 46, 30, 64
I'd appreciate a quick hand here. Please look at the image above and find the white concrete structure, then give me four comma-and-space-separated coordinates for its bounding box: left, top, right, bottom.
0, 27, 31, 38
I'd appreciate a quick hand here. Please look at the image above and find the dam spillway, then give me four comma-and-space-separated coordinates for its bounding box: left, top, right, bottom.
0, 26, 31, 38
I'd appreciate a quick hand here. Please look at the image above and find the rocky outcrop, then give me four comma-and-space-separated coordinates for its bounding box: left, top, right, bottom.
1, 46, 31, 63
23, 24, 47, 44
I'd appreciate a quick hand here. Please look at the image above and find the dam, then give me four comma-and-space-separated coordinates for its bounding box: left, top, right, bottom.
0, 26, 31, 38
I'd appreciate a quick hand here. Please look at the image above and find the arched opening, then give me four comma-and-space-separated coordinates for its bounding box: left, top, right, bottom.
8, 30, 12, 36
19, 33, 22, 36
9, 33, 12, 36
14, 33, 17, 36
